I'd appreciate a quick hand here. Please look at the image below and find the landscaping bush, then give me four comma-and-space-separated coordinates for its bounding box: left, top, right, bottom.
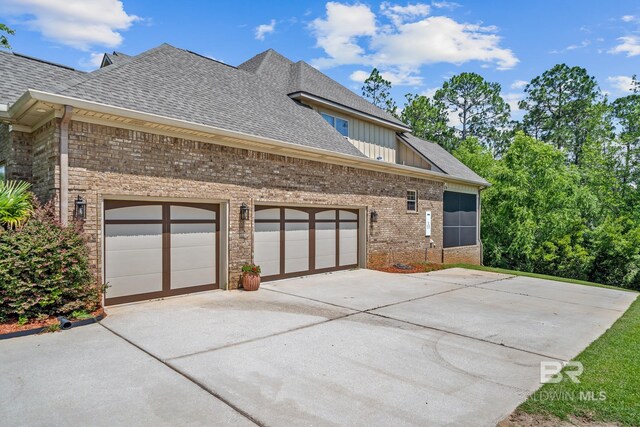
0, 202, 100, 322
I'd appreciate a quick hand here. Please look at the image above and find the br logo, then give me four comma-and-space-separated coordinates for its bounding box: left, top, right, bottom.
540, 361, 584, 384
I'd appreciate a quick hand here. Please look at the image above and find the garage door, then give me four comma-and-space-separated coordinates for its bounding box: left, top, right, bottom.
254, 206, 359, 281
104, 201, 219, 305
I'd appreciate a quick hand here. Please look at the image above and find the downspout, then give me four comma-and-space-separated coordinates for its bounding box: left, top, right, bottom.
477, 187, 484, 266
60, 105, 73, 226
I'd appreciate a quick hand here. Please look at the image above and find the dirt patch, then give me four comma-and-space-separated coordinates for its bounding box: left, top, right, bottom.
498, 410, 621, 427
0, 308, 106, 335
370, 262, 445, 274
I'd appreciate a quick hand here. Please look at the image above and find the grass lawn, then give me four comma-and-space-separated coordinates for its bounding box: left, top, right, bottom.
444, 263, 636, 292
517, 295, 640, 425
438, 264, 639, 425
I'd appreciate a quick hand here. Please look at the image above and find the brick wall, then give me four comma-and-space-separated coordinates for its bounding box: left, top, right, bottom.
2, 119, 481, 290
442, 245, 481, 265
65, 121, 471, 288
0, 124, 33, 181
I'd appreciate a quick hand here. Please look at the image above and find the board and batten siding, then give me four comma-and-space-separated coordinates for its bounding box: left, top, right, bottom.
396, 142, 432, 170
315, 107, 398, 163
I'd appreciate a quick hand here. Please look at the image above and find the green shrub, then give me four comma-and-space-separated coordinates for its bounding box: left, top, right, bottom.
0, 202, 100, 322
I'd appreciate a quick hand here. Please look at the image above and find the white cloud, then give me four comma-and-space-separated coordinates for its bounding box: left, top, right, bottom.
503, 93, 521, 111
566, 39, 591, 50
622, 15, 637, 22
380, 2, 431, 27
607, 75, 635, 93
349, 68, 422, 86
371, 16, 518, 70
309, 2, 518, 76
510, 80, 528, 90
3, 0, 139, 50
255, 19, 276, 40
79, 52, 105, 69
431, 1, 461, 9
420, 87, 439, 98
309, 2, 377, 69
609, 36, 640, 56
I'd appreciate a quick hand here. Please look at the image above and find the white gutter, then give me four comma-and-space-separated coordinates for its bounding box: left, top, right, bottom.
12, 89, 488, 187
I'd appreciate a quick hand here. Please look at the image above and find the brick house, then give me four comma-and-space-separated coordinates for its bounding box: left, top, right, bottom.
0, 44, 488, 305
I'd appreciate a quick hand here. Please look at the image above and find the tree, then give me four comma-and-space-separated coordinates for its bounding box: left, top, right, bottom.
611, 91, 640, 198
0, 23, 15, 50
400, 94, 456, 151
361, 68, 397, 116
518, 64, 608, 166
477, 133, 595, 278
434, 72, 511, 154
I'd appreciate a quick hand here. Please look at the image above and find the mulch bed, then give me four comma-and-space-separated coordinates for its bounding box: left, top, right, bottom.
371, 263, 445, 274
0, 308, 106, 336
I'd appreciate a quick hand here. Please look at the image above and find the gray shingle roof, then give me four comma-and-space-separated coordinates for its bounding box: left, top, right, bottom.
239, 50, 407, 128
57, 44, 365, 157
0, 51, 85, 105
1, 43, 486, 185
399, 133, 489, 185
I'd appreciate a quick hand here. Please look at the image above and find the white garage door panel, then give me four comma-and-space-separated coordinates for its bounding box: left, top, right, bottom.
285, 223, 309, 273
255, 222, 280, 277
171, 223, 216, 289
105, 224, 163, 298
315, 222, 336, 269
339, 222, 358, 266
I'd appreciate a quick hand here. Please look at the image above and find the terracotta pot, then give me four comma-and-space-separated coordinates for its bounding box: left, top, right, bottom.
242, 273, 261, 291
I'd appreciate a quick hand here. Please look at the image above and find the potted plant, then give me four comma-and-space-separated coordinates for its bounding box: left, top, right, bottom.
241, 263, 261, 291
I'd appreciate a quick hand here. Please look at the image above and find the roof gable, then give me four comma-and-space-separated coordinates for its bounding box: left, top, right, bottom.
398, 133, 488, 185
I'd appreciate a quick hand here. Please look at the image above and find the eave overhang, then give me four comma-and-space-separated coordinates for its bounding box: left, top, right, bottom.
4, 89, 487, 188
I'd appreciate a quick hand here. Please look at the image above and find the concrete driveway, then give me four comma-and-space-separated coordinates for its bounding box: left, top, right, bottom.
1, 268, 636, 426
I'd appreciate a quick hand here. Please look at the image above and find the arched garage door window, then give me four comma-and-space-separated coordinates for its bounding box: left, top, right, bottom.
443, 191, 477, 248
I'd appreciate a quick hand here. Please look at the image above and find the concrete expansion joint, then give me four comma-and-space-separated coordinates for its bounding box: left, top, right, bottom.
260, 286, 565, 362
98, 322, 265, 427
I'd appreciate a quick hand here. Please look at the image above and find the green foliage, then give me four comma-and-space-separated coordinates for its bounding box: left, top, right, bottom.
0, 203, 100, 322
401, 93, 457, 151
434, 72, 511, 153
519, 64, 610, 165
242, 263, 261, 275
361, 68, 398, 116
0, 180, 33, 229
477, 133, 596, 278
452, 137, 498, 179
0, 23, 14, 50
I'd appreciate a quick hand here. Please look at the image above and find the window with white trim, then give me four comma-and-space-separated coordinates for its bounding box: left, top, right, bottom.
321, 113, 349, 137
407, 190, 417, 212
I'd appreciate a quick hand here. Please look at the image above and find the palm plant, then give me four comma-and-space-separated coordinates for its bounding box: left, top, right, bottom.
0, 180, 33, 229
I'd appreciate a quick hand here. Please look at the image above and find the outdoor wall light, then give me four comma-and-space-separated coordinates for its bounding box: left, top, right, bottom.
370, 209, 378, 223
74, 195, 87, 220
240, 202, 250, 221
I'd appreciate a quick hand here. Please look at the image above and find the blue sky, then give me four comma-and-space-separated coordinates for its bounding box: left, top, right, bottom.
1, 0, 639, 118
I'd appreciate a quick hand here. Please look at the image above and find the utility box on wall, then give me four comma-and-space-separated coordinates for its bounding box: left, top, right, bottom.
425, 210, 432, 237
